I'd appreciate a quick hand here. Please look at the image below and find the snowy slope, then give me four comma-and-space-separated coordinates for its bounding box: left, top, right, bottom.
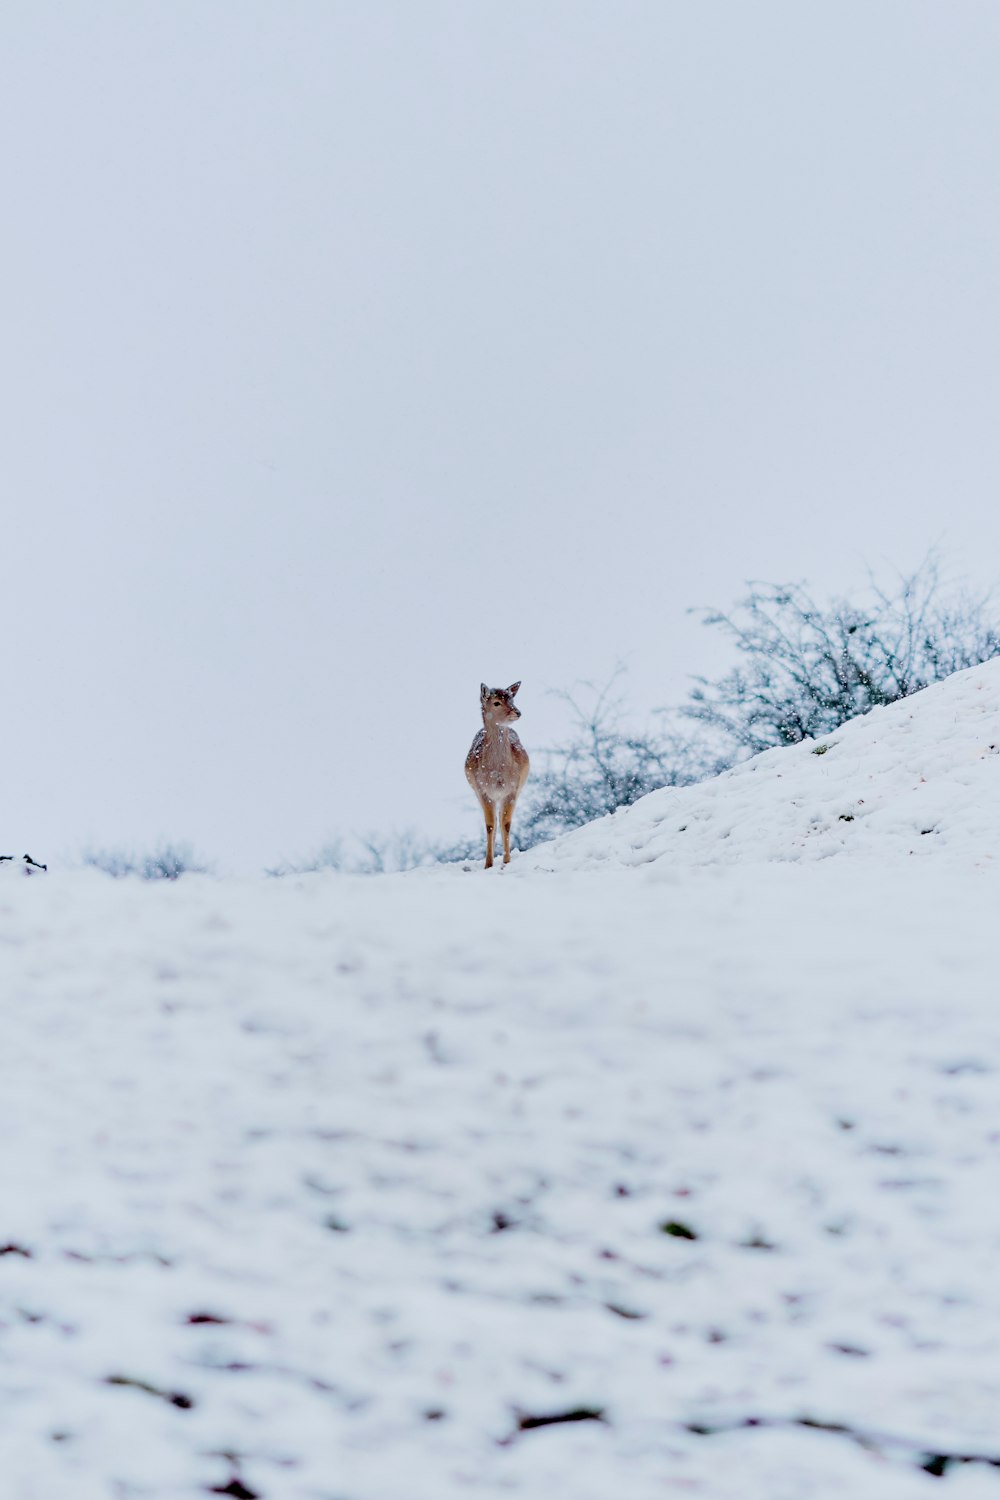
521, 658, 1000, 872
3, 666, 1000, 1500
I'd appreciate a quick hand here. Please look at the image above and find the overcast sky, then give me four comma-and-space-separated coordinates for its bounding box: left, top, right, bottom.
3, 2, 999, 869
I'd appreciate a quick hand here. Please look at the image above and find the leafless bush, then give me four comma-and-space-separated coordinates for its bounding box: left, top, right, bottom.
82, 843, 213, 880
683, 557, 1000, 759
264, 840, 348, 878
517, 669, 705, 848
266, 831, 481, 877
353, 830, 443, 874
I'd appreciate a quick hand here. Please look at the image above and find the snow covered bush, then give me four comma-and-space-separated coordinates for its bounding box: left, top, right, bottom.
265, 841, 348, 877
683, 557, 1000, 759
82, 843, 213, 880
352, 829, 459, 873
517, 671, 705, 848
267, 830, 482, 876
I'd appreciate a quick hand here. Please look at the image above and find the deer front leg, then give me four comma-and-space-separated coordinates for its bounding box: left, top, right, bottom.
501, 798, 517, 864
484, 806, 496, 869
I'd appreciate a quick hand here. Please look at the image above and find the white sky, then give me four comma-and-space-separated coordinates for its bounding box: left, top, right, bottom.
3, 2, 1000, 870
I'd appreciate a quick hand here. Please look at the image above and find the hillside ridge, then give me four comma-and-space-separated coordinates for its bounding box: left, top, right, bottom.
521, 658, 1000, 872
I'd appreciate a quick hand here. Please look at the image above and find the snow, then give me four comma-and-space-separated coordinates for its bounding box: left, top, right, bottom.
4, 663, 1000, 1498
520, 658, 1000, 873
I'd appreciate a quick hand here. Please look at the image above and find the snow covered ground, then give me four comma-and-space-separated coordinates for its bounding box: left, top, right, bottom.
4, 663, 1000, 1500
521, 656, 1000, 874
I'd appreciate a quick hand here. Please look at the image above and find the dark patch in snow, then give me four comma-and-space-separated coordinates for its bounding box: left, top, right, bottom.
503, 1406, 606, 1443
64, 1249, 172, 1266
106, 1374, 194, 1409
685, 1413, 1000, 1481
659, 1219, 698, 1240
923, 1455, 950, 1477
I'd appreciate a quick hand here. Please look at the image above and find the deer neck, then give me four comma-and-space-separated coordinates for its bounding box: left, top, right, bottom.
481, 713, 512, 745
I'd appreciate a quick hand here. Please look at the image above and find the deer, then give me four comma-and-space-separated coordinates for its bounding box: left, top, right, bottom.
465, 681, 530, 869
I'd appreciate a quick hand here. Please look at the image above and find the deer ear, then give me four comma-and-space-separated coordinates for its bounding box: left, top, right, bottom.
507, 681, 521, 697
480, 683, 489, 698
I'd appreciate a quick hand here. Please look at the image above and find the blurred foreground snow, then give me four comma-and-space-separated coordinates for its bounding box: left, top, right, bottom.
4, 664, 1000, 1498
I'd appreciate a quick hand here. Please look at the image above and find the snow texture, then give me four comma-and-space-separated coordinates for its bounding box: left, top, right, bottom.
4, 662, 1000, 1498
520, 658, 1000, 874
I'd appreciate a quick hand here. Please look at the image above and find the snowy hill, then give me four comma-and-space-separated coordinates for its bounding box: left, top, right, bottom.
4, 665, 1000, 1500
523, 657, 1000, 872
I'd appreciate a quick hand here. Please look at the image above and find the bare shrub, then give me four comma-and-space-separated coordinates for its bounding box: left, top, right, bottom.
683, 556, 1000, 760
266, 831, 481, 877
265, 841, 347, 878
82, 843, 213, 880
517, 669, 705, 848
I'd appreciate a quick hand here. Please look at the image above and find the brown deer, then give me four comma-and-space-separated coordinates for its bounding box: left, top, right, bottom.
465, 681, 530, 868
